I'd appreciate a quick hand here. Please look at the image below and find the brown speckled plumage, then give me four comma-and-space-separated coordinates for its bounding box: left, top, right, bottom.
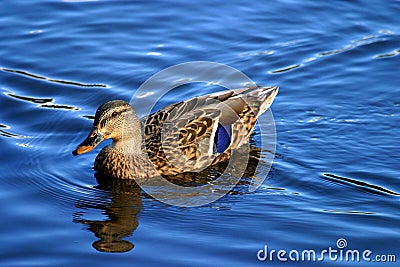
73, 86, 278, 180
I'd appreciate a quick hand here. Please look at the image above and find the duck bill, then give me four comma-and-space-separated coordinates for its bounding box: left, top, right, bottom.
72, 127, 103, 156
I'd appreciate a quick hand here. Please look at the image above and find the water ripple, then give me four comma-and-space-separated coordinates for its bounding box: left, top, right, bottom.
317, 33, 393, 58
323, 173, 400, 196
23, 153, 104, 207
374, 48, 400, 59
269, 30, 398, 74
317, 45, 352, 57
0, 123, 29, 139
322, 209, 375, 215
0, 67, 108, 88
5, 92, 79, 111
270, 64, 302, 74
6, 93, 52, 104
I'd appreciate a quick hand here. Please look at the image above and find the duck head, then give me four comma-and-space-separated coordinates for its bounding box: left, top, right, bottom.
72, 100, 141, 156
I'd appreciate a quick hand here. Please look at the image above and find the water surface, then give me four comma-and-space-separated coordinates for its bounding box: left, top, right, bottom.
0, 1, 399, 266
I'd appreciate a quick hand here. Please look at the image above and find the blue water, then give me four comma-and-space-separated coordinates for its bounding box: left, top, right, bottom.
1, 1, 399, 266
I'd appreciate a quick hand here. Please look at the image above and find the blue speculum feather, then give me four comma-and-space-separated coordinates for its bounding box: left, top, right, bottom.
215, 124, 231, 153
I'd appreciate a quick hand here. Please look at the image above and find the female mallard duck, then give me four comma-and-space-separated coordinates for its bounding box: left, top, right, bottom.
73, 86, 278, 180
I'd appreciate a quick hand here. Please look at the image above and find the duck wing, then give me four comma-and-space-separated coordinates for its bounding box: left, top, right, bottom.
142, 86, 278, 175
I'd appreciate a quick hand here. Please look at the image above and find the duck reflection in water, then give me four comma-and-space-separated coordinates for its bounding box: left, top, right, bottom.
73, 176, 142, 253
73, 143, 265, 253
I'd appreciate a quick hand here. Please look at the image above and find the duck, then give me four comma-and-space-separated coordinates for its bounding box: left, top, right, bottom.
72, 86, 278, 180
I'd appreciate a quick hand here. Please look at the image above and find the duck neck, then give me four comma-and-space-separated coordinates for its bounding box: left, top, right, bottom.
113, 112, 144, 155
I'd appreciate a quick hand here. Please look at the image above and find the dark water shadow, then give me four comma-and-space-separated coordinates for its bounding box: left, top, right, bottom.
72, 144, 267, 253
73, 177, 142, 253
